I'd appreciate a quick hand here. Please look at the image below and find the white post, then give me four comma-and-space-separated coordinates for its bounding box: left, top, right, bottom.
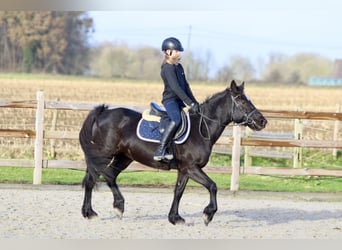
230, 125, 241, 191
33, 91, 44, 184
293, 118, 303, 168
244, 126, 252, 170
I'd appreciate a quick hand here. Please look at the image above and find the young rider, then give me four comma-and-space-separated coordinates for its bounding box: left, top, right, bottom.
153, 37, 200, 161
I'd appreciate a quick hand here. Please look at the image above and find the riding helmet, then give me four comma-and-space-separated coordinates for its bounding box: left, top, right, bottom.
161, 37, 184, 52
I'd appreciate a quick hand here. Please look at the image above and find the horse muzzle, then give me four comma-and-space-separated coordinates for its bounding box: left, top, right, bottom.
247, 111, 267, 131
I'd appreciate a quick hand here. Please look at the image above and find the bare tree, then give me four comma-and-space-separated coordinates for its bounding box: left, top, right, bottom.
261, 53, 333, 84
215, 64, 234, 83
230, 56, 255, 81
182, 50, 212, 81
90, 43, 161, 80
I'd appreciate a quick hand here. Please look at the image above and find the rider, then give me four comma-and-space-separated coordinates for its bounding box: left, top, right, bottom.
153, 37, 200, 161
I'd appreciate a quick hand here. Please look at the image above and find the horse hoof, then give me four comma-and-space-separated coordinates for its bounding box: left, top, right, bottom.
83, 212, 98, 219
82, 208, 98, 219
175, 219, 186, 225
202, 213, 211, 226
114, 208, 123, 219
169, 214, 185, 225
87, 214, 98, 219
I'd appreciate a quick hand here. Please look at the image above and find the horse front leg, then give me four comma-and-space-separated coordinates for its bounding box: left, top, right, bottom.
168, 171, 189, 225
188, 167, 218, 226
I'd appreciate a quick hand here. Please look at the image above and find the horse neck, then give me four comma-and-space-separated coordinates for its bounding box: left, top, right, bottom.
200, 90, 233, 143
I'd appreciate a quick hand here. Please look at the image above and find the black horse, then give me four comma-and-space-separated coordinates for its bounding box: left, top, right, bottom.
79, 80, 267, 225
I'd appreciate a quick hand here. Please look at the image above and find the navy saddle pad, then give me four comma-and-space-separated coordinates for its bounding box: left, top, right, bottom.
136, 103, 191, 144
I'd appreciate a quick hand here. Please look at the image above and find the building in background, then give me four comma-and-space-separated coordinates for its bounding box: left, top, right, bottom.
308, 59, 342, 86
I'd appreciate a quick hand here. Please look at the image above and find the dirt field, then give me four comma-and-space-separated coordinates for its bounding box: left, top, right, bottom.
1, 184, 341, 239
1, 77, 342, 110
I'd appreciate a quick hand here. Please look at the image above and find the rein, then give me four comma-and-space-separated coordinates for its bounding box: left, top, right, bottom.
195, 108, 228, 141
197, 110, 218, 141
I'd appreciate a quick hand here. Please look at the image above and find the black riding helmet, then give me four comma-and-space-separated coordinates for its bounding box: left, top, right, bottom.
161, 37, 184, 52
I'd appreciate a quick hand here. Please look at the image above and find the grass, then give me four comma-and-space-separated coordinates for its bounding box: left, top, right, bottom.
1, 166, 342, 193
0, 148, 341, 193
209, 150, 342, 170
0, 167, 83, 185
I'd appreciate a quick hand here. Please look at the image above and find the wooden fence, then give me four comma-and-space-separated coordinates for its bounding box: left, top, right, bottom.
1, 91, 342, 190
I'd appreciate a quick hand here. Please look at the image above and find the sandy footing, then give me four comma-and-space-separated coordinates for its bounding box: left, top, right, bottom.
0, 184, 341, 239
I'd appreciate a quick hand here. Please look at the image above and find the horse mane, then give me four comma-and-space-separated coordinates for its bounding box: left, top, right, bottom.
201, 88, 230, 106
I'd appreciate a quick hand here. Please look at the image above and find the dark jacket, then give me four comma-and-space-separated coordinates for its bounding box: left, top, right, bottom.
160, 63, 197, 106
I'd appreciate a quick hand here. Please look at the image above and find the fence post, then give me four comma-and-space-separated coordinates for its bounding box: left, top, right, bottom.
230, 125, 241, 192
293, 118, 303, 168
244, 126, 252, 170
33, 91, 44, 185
49, 98, 59, 159
333, 104, 340, 159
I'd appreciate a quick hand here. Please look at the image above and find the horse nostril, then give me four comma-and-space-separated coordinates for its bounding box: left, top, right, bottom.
261, 119, 267, 127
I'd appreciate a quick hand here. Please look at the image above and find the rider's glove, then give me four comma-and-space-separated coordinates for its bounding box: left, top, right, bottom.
190, 102, 200, 113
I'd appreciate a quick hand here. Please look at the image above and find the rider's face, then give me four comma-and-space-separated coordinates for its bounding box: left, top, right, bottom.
166, 49, 182, 62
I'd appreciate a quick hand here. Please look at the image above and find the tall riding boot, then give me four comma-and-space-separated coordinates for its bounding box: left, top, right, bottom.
153, 121, 177, 161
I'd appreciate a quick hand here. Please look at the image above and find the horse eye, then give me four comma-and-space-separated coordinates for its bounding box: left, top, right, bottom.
239, 98, 247, 105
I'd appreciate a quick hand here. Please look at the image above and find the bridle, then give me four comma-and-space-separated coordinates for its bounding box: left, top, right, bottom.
195, 92, 258, 140
231, 94, 258, 126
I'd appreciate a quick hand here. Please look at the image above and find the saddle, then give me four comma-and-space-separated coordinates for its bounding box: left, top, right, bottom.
150, 102, 167, 118
136, 102, 191, 144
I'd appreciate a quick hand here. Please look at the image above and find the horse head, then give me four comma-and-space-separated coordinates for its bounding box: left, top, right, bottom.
229, 80, 267, 131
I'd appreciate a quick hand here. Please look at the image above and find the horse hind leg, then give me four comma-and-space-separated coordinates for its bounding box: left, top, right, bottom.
102, 154, 132, 219
81, 167, 100, 219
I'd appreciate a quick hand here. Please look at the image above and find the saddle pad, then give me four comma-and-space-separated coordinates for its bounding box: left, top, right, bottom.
142, 109, 160, 122
136, 113, 191, 144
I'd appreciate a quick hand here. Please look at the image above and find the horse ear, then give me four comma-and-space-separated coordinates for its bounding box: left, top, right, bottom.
241, 81, 245, 91
230, 80, 238, 93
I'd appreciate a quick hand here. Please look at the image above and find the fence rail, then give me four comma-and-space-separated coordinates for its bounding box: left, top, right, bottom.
1, 91, 342, 189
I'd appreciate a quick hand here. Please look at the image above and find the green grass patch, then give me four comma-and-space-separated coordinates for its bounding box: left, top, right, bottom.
1, 166, 342, 193
238, 175, 342, 193
0, 167, 84, 185
209, 150, 342, 170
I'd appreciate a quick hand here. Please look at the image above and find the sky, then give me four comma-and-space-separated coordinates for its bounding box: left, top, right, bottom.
86, 0, 342, 76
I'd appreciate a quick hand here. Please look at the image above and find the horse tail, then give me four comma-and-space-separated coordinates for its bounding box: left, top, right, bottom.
79, 104, 108, 149
80, 105, 108, 188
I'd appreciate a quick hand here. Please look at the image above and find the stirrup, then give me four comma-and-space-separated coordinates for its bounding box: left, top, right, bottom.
153, 154, 163, 161
153, 147, 173, 161
153, 153, 173, 161
164, 151, 174, 160
154, 154, 173, 161
153, 146, 165, 161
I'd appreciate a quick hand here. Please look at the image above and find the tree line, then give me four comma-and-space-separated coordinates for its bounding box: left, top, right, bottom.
0, 11, 93, 74
78, 41, 336, 84
0, 11, 334, 83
